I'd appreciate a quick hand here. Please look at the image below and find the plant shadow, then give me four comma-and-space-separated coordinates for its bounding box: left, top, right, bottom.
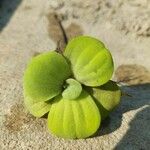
0, 0, 22, 32
96, 83, 150, 149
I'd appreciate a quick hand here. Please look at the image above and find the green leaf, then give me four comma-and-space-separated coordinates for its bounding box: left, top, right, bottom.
86, 80, 121, 120
64, 36, 114, 86
23, 51, 71, 102
48, 90, 101, 139
24, 94, 52, 117
62, 78, 82, 100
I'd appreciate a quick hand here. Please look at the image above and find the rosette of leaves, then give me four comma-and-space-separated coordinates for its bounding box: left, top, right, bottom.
23, 36, 121, 139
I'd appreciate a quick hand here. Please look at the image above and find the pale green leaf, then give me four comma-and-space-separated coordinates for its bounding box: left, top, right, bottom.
24, 94, 52, 117
62, 78, 82, 100
48, 90, 101, 139
64, 36, 114, 86
86, 80, 121, 120
23, 51, 71, 102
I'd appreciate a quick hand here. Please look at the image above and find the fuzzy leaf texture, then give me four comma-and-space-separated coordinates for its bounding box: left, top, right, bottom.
23, 36, 121, 139
86, 80, 121, 120
64, 36, 114, 86
62, 78, 82, 100
24, 94, 52, 117
23, 52, 71, 102
48, 90, 101, 139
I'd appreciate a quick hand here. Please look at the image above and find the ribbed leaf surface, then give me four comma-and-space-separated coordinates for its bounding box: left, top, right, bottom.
24, 94, 52, 117
64, 36, 114, 86
87, 80, 121, 120
48, 90, 100, 139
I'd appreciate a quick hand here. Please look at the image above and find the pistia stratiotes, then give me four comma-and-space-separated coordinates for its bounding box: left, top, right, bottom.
23, 36, 121, 139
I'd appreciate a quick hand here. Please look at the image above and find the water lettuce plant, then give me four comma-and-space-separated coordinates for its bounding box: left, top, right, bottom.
23, 36, 121, 139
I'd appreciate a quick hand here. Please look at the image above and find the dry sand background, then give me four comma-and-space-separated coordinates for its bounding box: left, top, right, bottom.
0, 0, 150, 149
